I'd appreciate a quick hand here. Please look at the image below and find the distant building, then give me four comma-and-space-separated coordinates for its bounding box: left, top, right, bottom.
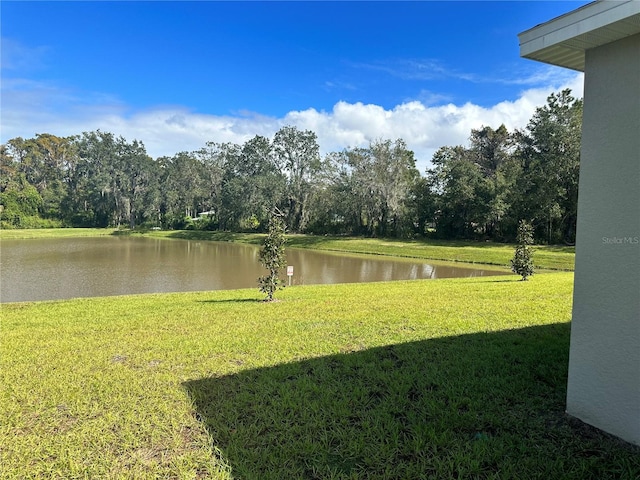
192, 210, 215, 221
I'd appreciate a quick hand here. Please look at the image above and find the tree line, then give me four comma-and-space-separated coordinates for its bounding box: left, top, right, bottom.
0, 89, 582, 244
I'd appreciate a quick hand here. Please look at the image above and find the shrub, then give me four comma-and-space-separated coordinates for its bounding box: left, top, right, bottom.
258, 213, 287, 301
511, 220, 535, 280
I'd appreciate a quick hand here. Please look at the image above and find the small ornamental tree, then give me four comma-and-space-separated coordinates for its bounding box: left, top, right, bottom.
511, 220, 535, 281
258, 212, 287, 301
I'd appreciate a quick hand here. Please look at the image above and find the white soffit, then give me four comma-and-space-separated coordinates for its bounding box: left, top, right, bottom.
519, 0, 640, 71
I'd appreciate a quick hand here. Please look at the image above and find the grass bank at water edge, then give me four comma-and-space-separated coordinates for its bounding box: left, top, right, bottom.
0, 228, 114, 239
0, 228, 576, 271
145, 230, 575, 271
2, 272, 637, 479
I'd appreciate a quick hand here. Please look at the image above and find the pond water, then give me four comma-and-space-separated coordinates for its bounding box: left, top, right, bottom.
0, 237, 508, 302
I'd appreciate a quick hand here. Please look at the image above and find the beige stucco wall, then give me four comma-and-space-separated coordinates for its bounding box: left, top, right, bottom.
566, 33, 640, 445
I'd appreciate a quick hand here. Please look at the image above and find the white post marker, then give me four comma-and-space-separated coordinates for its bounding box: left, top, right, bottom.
287, 265, 294, 286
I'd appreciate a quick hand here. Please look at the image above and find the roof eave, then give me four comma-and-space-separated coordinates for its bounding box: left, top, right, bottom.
518, 0, 640, 72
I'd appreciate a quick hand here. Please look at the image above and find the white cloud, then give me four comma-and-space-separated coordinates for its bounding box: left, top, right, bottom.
1, 72, 583, 173
281, 72, 584, 172
0, 38, 50, 72
499, 64, 581, 87
349, 58, 579, 89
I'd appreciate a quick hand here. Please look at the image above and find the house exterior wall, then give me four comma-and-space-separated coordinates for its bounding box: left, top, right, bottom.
566, 33, 640, 445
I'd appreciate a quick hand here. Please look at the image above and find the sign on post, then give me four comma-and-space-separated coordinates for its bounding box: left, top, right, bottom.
287, 265, 294, 286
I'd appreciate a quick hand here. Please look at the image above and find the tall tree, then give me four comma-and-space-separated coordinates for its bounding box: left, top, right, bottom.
64, 131, 158, 228
369, 139, 420, 236
408, 175, 436, 236
159, 151, 210, 228
0, 144, 18, 193
468, 125, 517, 239
427, 145, 488, 238
469, 124, 511, 176
513, 89, 582, 243
273, 126, 321, 232
304, 152, 358, 235
194, 142, 235, 229
214, 137, 286, 231
0, 175, 43, 227
4, 134, 76, 221
66, 131, 120, 226
238, 135, 286, 230
325, 140, 420, 237
116, 139, 158, 229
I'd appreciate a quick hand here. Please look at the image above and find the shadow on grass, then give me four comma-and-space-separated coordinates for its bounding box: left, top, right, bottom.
183, 324, 639, 479
285, 235, 342, 249
197, 298, 263, 304
111, 229, 142, 236
481, 277, 526, 283
165, 231, 250, 243
285, 235, 513, 251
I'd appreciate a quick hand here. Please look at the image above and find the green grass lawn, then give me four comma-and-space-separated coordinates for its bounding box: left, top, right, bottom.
0, 228, 116, 239
2, 273, 638, 479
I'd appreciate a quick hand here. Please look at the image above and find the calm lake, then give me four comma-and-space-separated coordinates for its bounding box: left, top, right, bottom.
0, 237, 508, 302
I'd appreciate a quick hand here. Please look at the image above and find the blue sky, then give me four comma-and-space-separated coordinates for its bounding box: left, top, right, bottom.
1, 1, 588, 171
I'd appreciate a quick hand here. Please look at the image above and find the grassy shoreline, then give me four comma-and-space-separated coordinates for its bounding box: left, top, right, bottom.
1, 230, 635, 478
0, 228, 575, 271
2, 273, 638, 478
